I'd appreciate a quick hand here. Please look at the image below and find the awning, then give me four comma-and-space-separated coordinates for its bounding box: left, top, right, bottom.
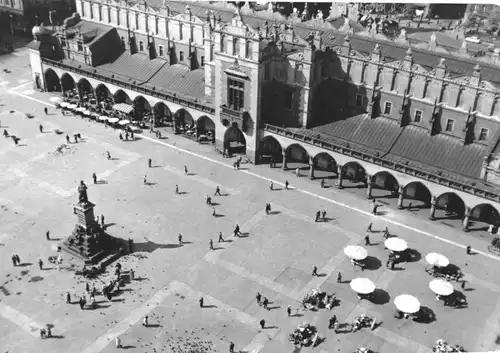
113, 103, 134, 114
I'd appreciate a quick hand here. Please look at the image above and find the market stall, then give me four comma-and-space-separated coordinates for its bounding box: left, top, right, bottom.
288, 322, 317, 346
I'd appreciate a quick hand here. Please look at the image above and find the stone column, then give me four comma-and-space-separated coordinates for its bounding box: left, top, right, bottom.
336, 164, 343, 189
429, 196, 437, 220
281, 150, 287, 171
462, 207, 471, 232
60, 79, 64, 96
366, 175, 373, 199
308, 156, 315, 180
397, 185, 404, 209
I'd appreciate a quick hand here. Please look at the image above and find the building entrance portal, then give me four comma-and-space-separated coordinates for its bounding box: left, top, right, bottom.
224, 123, 246, 155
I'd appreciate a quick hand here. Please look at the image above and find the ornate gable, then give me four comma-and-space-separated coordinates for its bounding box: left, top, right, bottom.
384, 60, 404, 70
411, 63, 429, 75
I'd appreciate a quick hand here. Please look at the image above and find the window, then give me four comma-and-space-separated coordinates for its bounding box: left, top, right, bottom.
61, 40, 66, 48
228, 78, 244, 111
179, 23, 183, 40
356, 94, 363, 107
201, 56, 205, 66
414, 110, 422, 123
77, 42, 83, 51
233, 38, 239, 56
139, 41, 144, 51
158, 45, 164, 56
479, 128, 489, 141
284, 90, 293, 110
179, 51, 184, 62
445, 119, 454, 132
245, 40, 251, 58
384, 101, 392, 115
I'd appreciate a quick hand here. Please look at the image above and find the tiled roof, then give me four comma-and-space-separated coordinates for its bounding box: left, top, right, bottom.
387, 125, 487, 179
309, 115, 404, 153
304, 117, 487, 181
147, 64, 206, 100
96, 51, 169, 82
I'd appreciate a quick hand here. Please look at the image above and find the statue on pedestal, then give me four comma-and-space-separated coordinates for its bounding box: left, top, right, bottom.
78, 180, 88, 205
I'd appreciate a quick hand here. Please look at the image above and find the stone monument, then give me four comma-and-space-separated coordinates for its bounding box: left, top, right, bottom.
60, 181, 124, 266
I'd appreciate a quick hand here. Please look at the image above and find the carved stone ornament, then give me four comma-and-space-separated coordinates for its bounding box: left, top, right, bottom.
298, 53, 304, 60
279, 33, 286, 41
293, 35, 299, 43
246, 30, 253, 38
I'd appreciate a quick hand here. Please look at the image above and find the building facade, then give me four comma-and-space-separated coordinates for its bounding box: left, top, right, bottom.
28, 1, 500, 230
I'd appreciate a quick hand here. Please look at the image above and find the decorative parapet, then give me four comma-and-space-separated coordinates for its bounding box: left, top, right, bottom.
262, 123, 500, 203
42, 58, 215, 114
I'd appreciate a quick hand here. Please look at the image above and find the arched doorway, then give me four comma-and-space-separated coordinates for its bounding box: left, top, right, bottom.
470, 204, 500, 231
342, 161, 366, 188
313, 152, 337, 180
113, 90, 132, 104
96, 84, 113, 107
133, 96, 151, 121
403, 182, 432, 209
223, 122, 246, 154
77, 78, 93, 98
259, 136, 283, 166
44, 69, 60, 92
61, 73, 75, 93
196, 116, 215, 142
174, 109, 194, 134
286, 143, 309, 173
435, 192, 466, 220
153, 102, 172, 126
371, 171, 399, 199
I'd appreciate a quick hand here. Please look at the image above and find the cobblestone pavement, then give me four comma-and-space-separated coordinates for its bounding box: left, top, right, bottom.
0, 49, 499, 353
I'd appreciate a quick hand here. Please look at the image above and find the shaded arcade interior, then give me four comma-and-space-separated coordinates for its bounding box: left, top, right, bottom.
258, 135, 500, 233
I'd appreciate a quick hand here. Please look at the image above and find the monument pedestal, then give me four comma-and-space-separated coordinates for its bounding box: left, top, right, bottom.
60, 200, 124, 266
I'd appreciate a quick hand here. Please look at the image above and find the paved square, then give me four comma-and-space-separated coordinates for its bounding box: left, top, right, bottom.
1, 51, 500, 353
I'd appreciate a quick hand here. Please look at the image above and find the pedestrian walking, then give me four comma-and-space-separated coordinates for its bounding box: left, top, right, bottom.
46, 231, 50, 240
218, 232, 224, 242
143, 175, 147, 185
207, 196, 212, 206
296, 167, 300, 177
40, 328, 46, 339
209, 239, 214, 250
315, 210, 320, 222
256, 292, 262, 305
333, 321, 339, 333
178, 233, 183, 245
285, 180, 289, 190
115, 336, 122, 349
234, 224, 241, 237
312, 266, 318, 276
129, 269, 134, 280
372, 202, 379, 215
184, 166, 188, 175
320, 179, 325, 188
384, 227, 390, 239
11, 254, 16, 267
461, 280, 466, 290
269, 181, 274, 191
329, 315, 337, 329
66, 291, 71, 304
215, 186, 221, 196
101, 215, 105, 227
142, 316, 148, 327
148, 158, 152, 168
337, 272, 342, 283
287, 305, 292, 317
259, 319, 265, 329
130, 132, 134, 139
125, 132, 129, 140
106, 151, 111, 160
229, 341, 235, 353
119, 133, 123, 140
175, 184, 179, 194
365, 234, 370, 246
92, 173, 97, 184
85, 282, 90, 292
66, 134, 70, 143
212, 207, 216, 217
265, 203, 271, 215
466, 245, 472, 255
366, 222, 372, 232
38, 259, 43, 270
262, 297, 269, 310
322, 210, 326, 220
39, 124, 44, 133
44, 107, 48, 115
74, 134, 78, 143
199, 297, 204, 308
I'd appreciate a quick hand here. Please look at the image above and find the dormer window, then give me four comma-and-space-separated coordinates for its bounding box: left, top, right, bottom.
77, 42, 83, 51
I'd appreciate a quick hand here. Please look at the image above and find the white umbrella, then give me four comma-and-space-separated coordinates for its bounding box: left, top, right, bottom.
344, 245, 368, 261
83, 110, 91, 115
76, 107, 86, 112
118, 119, 130, 125
68, 104, 77, 110
429, 279, 454, 296
50, 97, 62, 103
350, 278, 375, 294
98, 116, 108, 121
384, 238, 408, 252
108, 117, 119, 123
129, 125, 141, 132
425, 253, 450, 267
394, 294, 420, 314
60, 102, 69, 108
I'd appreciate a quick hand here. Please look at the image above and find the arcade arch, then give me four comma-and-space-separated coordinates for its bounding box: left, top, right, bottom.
435, 192, 466, 219
403, 181, 432, 208
196, 116, 215, 138
371, 171, 400, 198
77, 78, 93, 96
470, 203, 500, 228
153, 102, 173, 126
61, 73, 75, 92
224, 122, 246, 154
44, 69, 60, 92
259, 136, 283, 165
113, 90, 132, 104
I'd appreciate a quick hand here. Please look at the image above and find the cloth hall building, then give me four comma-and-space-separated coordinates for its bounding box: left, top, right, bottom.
27, 1, 500, 231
